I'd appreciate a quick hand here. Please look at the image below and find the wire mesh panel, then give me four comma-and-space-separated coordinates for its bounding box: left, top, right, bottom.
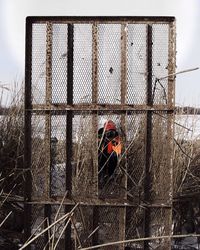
30, 205, 46, 250
126, 112, 146, 202
98, 24, 122, 104
72, 113, 97, 198
50, 115, 66, 197
25, 16, 176, 250
127, 24, 147, 105
150, 112, 173, 202
73, 24, 93, 104
31, 114, 47, 198
52, 24, 68, 104
31, 24, 47, 104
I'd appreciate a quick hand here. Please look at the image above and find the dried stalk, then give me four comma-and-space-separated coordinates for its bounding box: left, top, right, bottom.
82, 226, 100, 244
53, 217, 71, 250
51, 191, 68, 248
158, 67, 199, 81
24, 217, 48, 244
19, 203, 79, 250
71, 214, 82, 248
80, 233, 200, 250
0, 211, 12, 228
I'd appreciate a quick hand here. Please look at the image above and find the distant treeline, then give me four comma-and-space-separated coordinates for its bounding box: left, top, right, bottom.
175, 106, 200, 115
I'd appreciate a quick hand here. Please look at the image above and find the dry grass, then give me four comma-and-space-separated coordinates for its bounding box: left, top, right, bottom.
0, 86, 24, 249
1, 86, 200, 248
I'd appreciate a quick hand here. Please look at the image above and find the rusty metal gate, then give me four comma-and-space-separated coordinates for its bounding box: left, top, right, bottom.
24, 16, 176, 249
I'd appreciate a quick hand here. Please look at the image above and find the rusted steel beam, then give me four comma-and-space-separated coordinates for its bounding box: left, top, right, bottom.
143, 24, 153, 250
121, 23, 128, 106
92, 22, 99, 245
92, 23, 98, 105
32, 103, 174, 112
164, 111, 174, 248
65, 23, 74, 250
65, 24, 74, 197
24, 17, 33, 249
44, 22, 53, 200
46, 22, 53, 106
119, 24, 128, 250
26, 16, 175, 24
92, 206, 99, 245
44, 22, 53, 249
92, 23, 98, 197
168, 20, 176, 108
44, 204, 51, 247
27, 199, 172, 208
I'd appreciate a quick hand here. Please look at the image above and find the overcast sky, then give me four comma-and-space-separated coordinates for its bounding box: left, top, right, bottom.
0, 0, 199, 106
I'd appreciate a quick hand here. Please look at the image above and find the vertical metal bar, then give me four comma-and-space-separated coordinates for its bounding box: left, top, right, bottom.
92, 22, 99, 246
163, 111, 174, 249
44, 204, 52, 247
168, 20, 176, 109
147, 25, 153, 107
92, 23, 98, 197
161, 21, 175, 249
143, 24, 153, 250
43, 21, 53, 249
120, 23, 128, 195
44, 115, 51, 198
45, 22, 53, 200
92, 23, 98, 105
65, 23, 74, 250
121, 23, 127, 106
119, 23, 128, 250
66, 23, 74, 198
92, 206, 99, 246
46, 22, 53, 106
24, 17, 33, 248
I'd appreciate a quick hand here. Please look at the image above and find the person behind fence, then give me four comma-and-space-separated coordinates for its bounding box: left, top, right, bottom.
98, 120, 122, 187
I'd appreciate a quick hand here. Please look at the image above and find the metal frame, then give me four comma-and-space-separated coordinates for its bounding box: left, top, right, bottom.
25, 16, 176, 250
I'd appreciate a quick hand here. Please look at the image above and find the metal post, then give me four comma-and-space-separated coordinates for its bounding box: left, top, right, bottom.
24, 17, 33, 249
65, 23, 74, 250
44, 204, 52, 247
92, 23, 98, 197
92, 22, 99, 245
119, 23, 128, 250
45, 22, 53, 199
143, 24, 153, 250
168, 20, 176, 109
44, 21, 53, 249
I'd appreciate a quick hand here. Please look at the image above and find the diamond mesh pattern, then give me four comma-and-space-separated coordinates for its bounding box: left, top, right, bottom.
127, 24, 147, 104
98, 24, 121, 104
71, 206, 94, 248
126, 207, 144, 249
50, 205, 66, 249
32, 24, 47, 104
152, 24, 169, 105
52, 24, 68, 103
151, 112, 172, 202
148, 208, 171, 249
126, 112, 146, 201
31, 115, 47, 198
50, 115, 66, 197
97, 207, 120, 250
72, 113, 97, 197
73, 24, 93, 104
31, 205, 45, 250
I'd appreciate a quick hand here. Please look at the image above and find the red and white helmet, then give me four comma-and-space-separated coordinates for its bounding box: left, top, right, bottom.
104, 120, 116, 131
